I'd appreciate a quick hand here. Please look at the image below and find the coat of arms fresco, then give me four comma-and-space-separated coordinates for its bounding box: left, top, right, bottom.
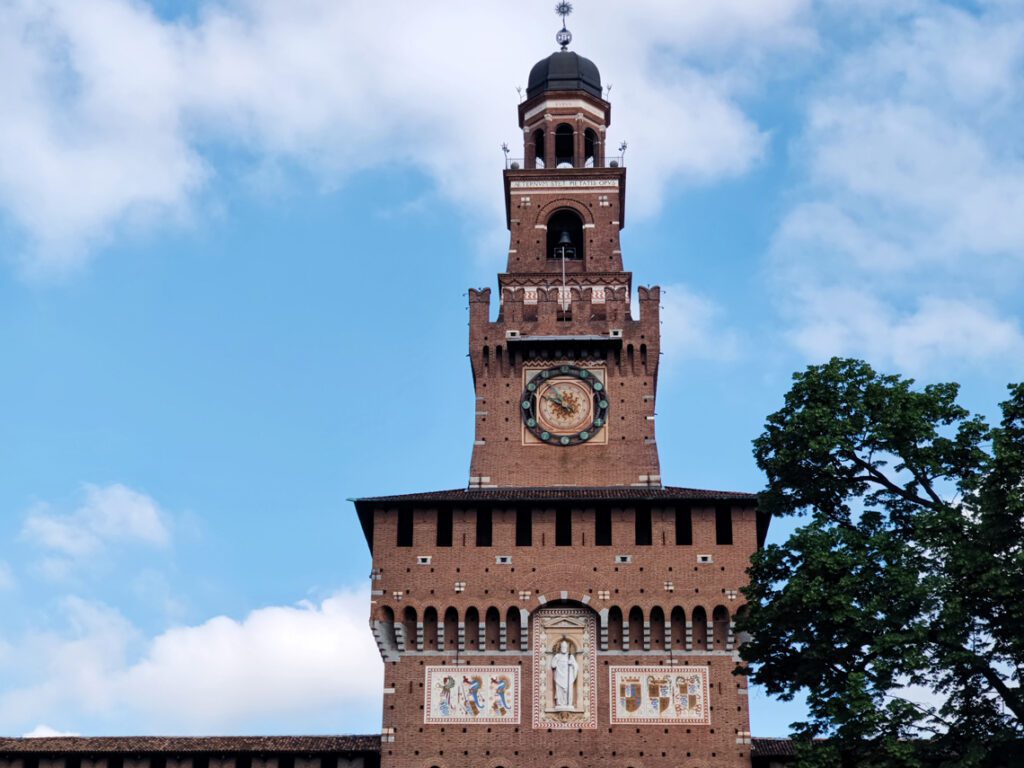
609, 666, 710, 725
424, 666, 520, 725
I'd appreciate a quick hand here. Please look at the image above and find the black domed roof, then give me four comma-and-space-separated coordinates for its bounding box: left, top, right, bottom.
527, 51, 602, 99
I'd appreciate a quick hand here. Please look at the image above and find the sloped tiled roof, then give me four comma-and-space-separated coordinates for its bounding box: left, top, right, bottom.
355, 486, 758, 504
0, 736, 379, 754
751, 737, 798, 757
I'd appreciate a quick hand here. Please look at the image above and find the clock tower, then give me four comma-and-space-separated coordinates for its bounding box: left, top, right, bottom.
468, 40, 661, 490
354, 10, 765, 768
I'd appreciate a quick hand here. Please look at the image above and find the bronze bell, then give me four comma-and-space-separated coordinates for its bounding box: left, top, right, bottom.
555, 230, 576, 258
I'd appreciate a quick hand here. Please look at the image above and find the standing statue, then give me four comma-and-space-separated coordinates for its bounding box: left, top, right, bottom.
550, 639, 579, 709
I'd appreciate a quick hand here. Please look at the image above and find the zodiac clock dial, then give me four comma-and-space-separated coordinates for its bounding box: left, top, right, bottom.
521, 365, 609, 447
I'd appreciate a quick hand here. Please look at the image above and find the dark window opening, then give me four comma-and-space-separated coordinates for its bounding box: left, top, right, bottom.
635, 508, 652, 546
547, 209, 584, 261
555, 122, 574, 167
595, 508, 612, 546
516, 508, 532, 546
533, 128, 546, 168
397, 508, 413, 547
556, 508, 572, 546
675, 508, 693, 545
476, 509, 493, 547
715, 506, 733, 545
584, 128, 598, 167
436, 508, 453, 547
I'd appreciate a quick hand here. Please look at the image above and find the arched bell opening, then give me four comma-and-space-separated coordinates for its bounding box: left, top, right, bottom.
546, 209, 584, 261
533, 128, 546, 169
584, 128, 598, 168
555, 123, 575, 167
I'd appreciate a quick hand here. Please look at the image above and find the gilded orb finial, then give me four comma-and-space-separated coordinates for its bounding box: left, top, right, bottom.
555, 2, 573, 50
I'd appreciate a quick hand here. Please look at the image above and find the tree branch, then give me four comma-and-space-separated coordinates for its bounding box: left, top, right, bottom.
845, 452, 943, 511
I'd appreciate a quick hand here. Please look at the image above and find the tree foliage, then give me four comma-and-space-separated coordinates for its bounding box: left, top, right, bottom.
739, 358, 1024, 767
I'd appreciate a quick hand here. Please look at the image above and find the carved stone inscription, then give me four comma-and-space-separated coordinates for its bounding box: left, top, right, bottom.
532, 605, 597, 729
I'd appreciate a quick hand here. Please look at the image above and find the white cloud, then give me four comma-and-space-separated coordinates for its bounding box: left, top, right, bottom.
22, 484, 170, 569
786, 288, 1024, 373
23, 724, 81, 738
0, 589, 381, 734
0, 0, 811, 273
771, 3, 1024, 372
659, 283, 741, 363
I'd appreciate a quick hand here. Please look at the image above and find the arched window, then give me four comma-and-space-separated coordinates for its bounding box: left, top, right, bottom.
555, 123, 574, 167
692, 606, 708, 651
670, 606, 686, 650
465, 607, 480, 651
628, 606, 644, 651
607, 606, 624, 650
485, 607, 501, 650
506, 607, 522, 650
650, 606, 666, 650
584, 128, 598, 167
423, 606, 438, 651
546, 209, 584, 261
443, 607, 458, 651
402, 606, 418, 652
534, 128, 546, 169
713, 605, 730, 650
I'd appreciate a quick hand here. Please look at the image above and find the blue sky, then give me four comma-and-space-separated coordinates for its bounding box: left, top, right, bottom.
1, 0, 1023, 741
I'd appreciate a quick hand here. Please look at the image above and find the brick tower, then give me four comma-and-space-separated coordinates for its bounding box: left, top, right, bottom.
354, 13, 768, 768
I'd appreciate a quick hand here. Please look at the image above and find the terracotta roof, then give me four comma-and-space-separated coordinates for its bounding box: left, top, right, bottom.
0, 736, 380, 754
751, 738, 798, 757
355, 486, 758, 504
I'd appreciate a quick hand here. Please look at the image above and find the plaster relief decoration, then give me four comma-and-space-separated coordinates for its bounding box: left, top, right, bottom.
424, 666, 520, 725
532, 605, 598, 729
609, 666, 710, 725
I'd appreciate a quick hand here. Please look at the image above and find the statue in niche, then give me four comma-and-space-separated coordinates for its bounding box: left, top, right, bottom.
550, 638, 579, 710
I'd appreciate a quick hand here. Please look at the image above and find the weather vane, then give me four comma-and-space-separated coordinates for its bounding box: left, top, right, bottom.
555, 2, 573, 50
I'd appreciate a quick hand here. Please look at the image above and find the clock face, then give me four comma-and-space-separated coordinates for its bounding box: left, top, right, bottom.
521, 365, 609, 446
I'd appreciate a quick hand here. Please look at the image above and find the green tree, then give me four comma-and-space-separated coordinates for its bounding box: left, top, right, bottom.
739, 358, 1024, 767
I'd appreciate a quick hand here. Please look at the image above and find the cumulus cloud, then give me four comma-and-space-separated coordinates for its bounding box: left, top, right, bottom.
0, 0, 811, 273
659, 283, 741, 363
770, 3, 1024, 372
0, 590, 381, 734
23, 725, 81, 738
22, 484, 170, 575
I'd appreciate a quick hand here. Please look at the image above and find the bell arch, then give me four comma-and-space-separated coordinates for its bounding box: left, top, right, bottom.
546, 208, 585, 261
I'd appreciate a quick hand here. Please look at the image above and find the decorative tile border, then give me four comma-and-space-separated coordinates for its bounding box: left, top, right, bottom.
424, 666, 520, 725
609, 666, 710, 725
